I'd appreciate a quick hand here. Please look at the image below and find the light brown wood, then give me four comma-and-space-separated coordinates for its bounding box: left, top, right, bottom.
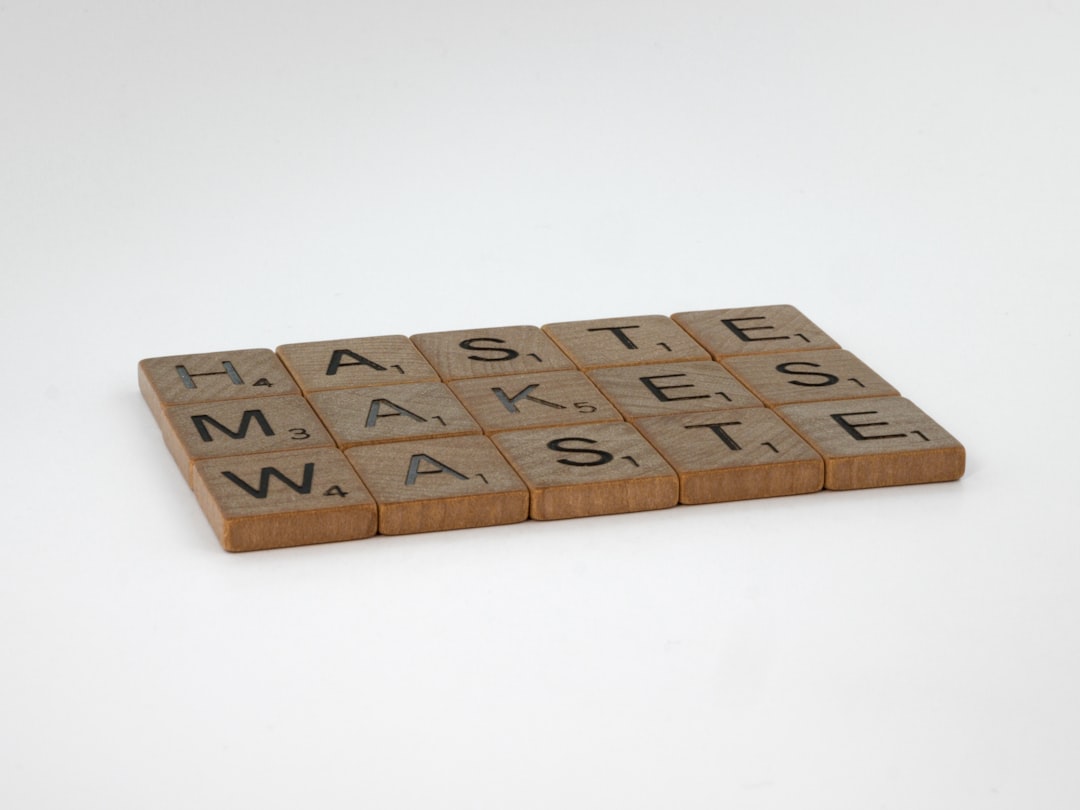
672, 305, 839, 358
776, 396, 965, 490
139, 349, 300, 430
306, 382, 482, 448
411, 325, 576, 380
634, 409, 823, 504
587, 361, 762, 419
161, 395, 335, 485
723, 349, 899, 405
542, 315, 709, 369
192, 448, 378, 552
345, 436, 529, 535
491, 422, 679, 520
276, 335, 439, 392
449, 371, 623, 433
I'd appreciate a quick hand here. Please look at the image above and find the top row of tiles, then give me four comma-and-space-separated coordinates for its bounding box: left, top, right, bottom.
141, 306, 839, 409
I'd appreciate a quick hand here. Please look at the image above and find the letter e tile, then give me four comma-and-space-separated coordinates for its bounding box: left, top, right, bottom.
672, 305, 839, 358
634, 409, 823, 504
776, 397, 965, 489
192, 448, 378, 552
588, 361, 762, 419
491, 422, 679, 520
345, 436, 529, 534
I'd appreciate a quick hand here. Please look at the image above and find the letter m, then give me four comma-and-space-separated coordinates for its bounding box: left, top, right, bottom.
222, 463, 315, 499
191, 410, 275, 442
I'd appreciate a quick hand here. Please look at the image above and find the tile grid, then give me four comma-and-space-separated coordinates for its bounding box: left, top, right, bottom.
139, 306, 965, 551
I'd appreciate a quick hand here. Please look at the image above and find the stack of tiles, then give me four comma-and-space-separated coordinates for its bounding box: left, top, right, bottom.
138, 306, 965, 552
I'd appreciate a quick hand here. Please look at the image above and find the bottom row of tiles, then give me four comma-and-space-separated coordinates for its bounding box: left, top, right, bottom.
192, 397, 965, 552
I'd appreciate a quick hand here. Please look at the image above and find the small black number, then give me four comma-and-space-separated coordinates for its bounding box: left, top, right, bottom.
432, 415, 446, 426
714, 391, 732, 402
574, 401, 597, 413
622, 455, 639, 467
526, 353, 543, 362
289, 428, 311, 440
761, 441, 779, 453
912, 430, 930, 442
324, 486, 348, 497
794, 332, 810, 343
253, 378, 273, 387
657, 341, 671, 352
476, 473, 489, 484
848, 377, 865, 388
390, 364, 405, 374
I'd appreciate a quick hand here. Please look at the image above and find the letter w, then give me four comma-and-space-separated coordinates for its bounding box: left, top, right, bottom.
192, 410, 274, 442
222, 463, 315, 499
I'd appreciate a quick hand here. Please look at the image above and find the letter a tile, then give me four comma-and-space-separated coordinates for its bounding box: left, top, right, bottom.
345, 436, 529, 534
192, 448, 378, 552
634, 408, 823, 504
776, 397, 965, 490
491, 422, 679, 520
276, 335, 440, 393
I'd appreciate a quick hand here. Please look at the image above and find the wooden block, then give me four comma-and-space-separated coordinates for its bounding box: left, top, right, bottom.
161, 395, 335, 485
306, 382, 481, 449
344, 436, 529, 535
448, 371, 624, 434
542, 314, 709, 369
192, 447, 378, 552
490, 422, 679, 520
634, 409, 824, 504
276, 335, 439, 393
411, 325, 576, 380
671, 305, 839, 358
587, 360, 762, 420
776, 396, 965, 490
139, 349, 300, 428
723, 349, 899, 405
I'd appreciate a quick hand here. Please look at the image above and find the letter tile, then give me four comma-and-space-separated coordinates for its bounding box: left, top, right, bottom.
411, 325, 576, 380
588, 361, 762, 419
634, 408, 823, 504
723, 349, 898, 405
276, 335, 440, 393
345, 436, 529, 534
672, 305, 838, 358
776, 397, 965, 489
542, 315, 709, 369
192, 448, 378, 552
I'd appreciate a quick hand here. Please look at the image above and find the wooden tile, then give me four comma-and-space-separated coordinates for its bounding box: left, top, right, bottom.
449, 371, 623, 434
723, 349, 899, 406
491, 422, 679, 520
542, 315, 709, 369
161, 395, 335, 485
139, 349, 299, 428
588, 360, 762, 420
192, 448, 377, 552
411, 325, 576, 380
776, 396, 965, 490
276, 335, 439, 393
345, 436, 529, 535
307, 382, 481, 449
634, 409, 824, 504
672, 305, 839, 358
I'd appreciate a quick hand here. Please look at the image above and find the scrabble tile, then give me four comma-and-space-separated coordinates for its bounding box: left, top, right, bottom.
449, 371, 624, 433
276, 335, 439, 393
491, 422, 679, 520
776, 396, 965, 490
345, 436, 529, 534
411, 325, 576, 380
634, 409, 824, 504
139, 349, 299, 427
542, 315, 709, 369
723, 349, 899, 406
192, 448, 378, 552
306, 382, 481, 449
672, 305, 839, 358
588, 361, 762, 419
161, 395, 335, 485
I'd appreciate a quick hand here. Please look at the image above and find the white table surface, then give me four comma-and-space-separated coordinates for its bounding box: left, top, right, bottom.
3, 2, 1077, 808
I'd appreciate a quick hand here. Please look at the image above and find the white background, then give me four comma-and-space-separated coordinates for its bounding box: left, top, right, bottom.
2, 2, 1078, 808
